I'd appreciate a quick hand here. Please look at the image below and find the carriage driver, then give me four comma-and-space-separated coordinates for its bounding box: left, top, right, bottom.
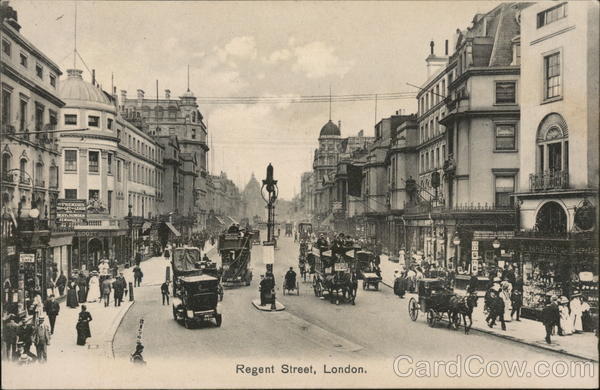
285, 267, 297, 290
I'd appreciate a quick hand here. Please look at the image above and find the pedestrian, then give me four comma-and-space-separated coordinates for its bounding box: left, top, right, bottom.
56, 272, 67, 297
32, 315, 51, 362
161, 281, 170, 305
133, 266, 144, 287
17, 319, 36, 360
570, 291, 584, 333
541, 296, 562, 344
43, 295, 60, 335
66, 281, 79, 308
113, 274, 125, 307
101, 277, 112, 307
164, 247, 170, 260
31, 293, 43, 323
2, 314, 19, 360
87, 271, 100, 303
486, 290, 506, 331
500, 280, 512, 322
76, 272, 87, 303
76, 305, 92, 346
393, 270, 406, 299
135, 251, 143, 267
559, 296, 573, 335
510, 288, 522, 321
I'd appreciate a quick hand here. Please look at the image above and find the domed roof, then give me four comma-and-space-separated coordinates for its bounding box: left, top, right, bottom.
181, 89, 196, 98
319, 120, 340, 137
59, 69, 114, 110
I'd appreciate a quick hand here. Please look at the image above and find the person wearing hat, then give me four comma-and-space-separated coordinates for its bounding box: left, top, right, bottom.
32, 315, 51, 362
2, 314, 19, 360
486, 290, 506, 330
570, 291, 584, 333
76, 305, 93, 346
393, 269, 406, 299
43, 294, 60, 335
559, 296, 573, 335
541, 295, 562, 343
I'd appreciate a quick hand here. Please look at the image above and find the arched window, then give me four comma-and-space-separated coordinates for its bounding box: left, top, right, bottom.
35, 161, 44, 186
49, 164, 58, 188
2, 153, 10, 179
535, 201, 567, 233
19, 158, 31, 184
534, 113, 569, 190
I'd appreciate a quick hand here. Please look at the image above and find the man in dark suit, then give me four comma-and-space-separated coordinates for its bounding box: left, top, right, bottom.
541, 296, 562, 344
161, 281, 170, 305
43, 295, 60, 334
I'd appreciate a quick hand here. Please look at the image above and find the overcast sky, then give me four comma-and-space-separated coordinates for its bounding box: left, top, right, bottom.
15, 0, 501, 199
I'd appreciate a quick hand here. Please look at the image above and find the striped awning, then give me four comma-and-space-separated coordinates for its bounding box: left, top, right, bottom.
165, 222, 181, 237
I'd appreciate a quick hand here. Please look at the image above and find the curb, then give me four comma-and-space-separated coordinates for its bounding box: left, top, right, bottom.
104, 300, 136, 359
379, 277, 598, 362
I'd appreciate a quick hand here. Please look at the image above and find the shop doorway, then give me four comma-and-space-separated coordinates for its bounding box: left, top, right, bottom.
536, 201, 567, 233
88, 238, 103, 269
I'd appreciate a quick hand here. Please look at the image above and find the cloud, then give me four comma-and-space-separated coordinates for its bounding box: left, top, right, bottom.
292, 41, 353, 79
263, 48, 292, 64
216, 36, 258, 66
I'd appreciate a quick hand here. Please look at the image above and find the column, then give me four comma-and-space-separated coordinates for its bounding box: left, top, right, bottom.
79, 148, 88, 199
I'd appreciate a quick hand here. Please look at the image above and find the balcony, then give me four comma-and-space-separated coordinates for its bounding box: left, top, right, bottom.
529, 171, 569, 192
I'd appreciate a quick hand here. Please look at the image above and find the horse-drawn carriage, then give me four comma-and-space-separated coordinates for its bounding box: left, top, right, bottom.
355, 250, 382, 290
298, 222, 313, 241
309, 249, 357, 305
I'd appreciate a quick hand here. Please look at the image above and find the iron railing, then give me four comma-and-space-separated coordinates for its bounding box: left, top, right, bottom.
529, 171, 569, 191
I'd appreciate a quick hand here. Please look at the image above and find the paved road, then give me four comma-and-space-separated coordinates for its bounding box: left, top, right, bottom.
112, 234, 597, 388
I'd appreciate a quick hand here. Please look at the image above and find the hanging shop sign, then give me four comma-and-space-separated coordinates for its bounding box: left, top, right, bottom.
19, 253, 35, 263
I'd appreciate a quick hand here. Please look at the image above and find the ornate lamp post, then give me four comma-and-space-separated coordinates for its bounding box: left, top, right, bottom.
260, 163, 278, 310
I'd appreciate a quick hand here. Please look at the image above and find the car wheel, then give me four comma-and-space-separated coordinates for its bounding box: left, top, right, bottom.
215, 314, 222, 327
184, 319, 191, 329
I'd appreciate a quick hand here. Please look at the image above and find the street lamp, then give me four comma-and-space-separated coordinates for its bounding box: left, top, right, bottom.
492, 237, 501, 249
127, 204, 133, 266
260, 163, 278, 311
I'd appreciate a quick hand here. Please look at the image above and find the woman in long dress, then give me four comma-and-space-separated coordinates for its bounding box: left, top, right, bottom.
570, 293, 583, 333
76, 273, 88, 303
87, 272, 100, 303
559, 297, 573, 335
66, 281, 79, 308
500, 281, 513, 322
76, 305, 92, 346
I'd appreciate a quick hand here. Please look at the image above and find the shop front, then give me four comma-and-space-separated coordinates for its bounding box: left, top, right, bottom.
514, 232, 598, 326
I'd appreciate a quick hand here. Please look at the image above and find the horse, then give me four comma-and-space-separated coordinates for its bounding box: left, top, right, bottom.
448, 292, 479, 334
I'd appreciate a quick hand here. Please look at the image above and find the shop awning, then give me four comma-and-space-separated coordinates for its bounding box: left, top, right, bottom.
48, 235, 73, 247
141, 222, 153, 234
226, 216, 238, 225
165, 222, 181, 237
214, 216, 226, 225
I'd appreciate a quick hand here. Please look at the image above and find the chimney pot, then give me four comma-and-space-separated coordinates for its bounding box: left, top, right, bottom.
92, 69, 96, 85
445, 40, 449, 55
165, 89, 171, 99
430, 40, 435, 55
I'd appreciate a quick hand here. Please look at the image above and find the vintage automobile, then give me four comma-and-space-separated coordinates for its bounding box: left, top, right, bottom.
172, 274, 222, 328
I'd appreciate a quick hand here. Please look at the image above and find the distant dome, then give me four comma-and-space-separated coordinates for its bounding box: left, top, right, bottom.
59, 69, 114, 111
181, 89, 195, 98
320, 120, 340, 137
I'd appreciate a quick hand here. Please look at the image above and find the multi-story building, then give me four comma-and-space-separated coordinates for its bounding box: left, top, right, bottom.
300, 171, 314, 219
424, 3, 528, 276
120, 87, 208, 232
386, 116, 418, 252
1, 4, 72, 312
206, 172, 242, 231
58, 68, 162, 269
313, 120, 343, 227
241, 173, 264, 221
513, 1, 598, 321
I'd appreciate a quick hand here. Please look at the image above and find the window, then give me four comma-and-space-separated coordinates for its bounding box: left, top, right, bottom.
107, 118, 113, 130
2, 153, 10, 178
20, 53, 27, 68
35, 162, 44, 186
88, 151, 99, 173
35, 103, 44, 131
19, 158, 27, 184
65, 189, 77, 199
107, 190, 113, 214
537, 3, 567, 28
88, 189, 100, 203
64, 114, 77, 125
496, 82, 516, 104
495, 176, 515, 207
1, 39, 10, 56
117, 129, 121, 140
64, 150, 77, 172
49, 74, 56, 88
1, 89, 11, 125
107, 153, 113, 174
117, 160, 122, 181
544, 52, 561, 99
49, 110, 57, 126
88, 115, 99, 127
495, 123, 517, 151
18, 99, 26, 132
49, 165, 58, 188
36, 64, 43, 79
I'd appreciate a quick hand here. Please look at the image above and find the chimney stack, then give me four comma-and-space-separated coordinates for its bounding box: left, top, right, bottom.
165, 89, 171, 99
92, 69, 96, 86
430, 40, 434, 55
445, 40, 449, 55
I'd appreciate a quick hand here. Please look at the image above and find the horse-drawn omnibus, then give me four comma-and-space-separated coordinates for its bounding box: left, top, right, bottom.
218, 230, 253, 287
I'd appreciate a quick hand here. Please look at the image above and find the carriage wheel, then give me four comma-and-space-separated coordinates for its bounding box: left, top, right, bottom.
408, 298, 419, 321
427, 309, 437, 328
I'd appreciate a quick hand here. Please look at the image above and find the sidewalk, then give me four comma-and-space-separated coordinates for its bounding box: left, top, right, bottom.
379, 257, 599, 362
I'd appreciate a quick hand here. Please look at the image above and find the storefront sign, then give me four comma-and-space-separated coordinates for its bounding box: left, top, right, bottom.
471, 241, 479, 251
19, 253, 35, 263
56, 199, 87, 222
6, 246, 15, 256
471, 250, 479, 259
474, 231, 514, 240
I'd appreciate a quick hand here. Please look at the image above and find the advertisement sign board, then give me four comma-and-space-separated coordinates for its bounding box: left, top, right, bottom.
56, 199, 87, 222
